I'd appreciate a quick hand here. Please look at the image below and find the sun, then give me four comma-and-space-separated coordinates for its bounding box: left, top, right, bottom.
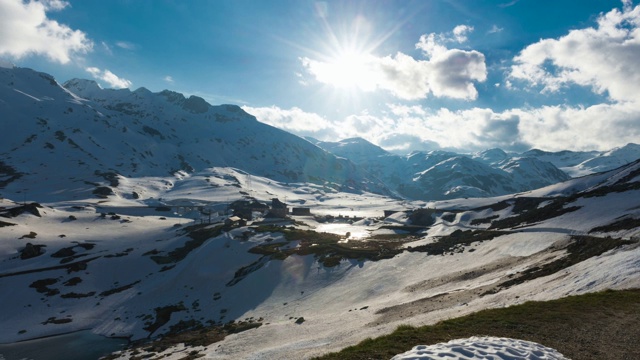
302, 47, 379, 91
325, 49, 378, 89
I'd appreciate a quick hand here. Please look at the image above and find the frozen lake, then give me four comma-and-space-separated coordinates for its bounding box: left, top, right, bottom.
0, 330, 127, 360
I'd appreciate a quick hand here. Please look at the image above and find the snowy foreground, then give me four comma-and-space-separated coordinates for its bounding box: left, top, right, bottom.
0, 163, 639, 359
392, 337, 568, 360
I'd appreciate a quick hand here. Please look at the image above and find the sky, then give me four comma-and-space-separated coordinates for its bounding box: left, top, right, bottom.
1, 0, 639, 154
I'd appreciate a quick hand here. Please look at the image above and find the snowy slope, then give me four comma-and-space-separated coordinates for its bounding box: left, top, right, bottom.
0, 67, 388, 203
0, 159, 637, 360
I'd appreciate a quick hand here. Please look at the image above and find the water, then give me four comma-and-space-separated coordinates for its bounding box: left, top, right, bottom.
0, 330, 128, 360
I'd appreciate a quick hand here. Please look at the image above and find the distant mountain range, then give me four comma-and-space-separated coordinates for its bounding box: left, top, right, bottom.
1, 65, 639, 202
309, 137, 640, 200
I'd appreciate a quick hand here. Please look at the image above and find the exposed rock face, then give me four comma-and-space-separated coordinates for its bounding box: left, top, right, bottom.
182, 96, 209, 114
20, 242, 45, 259
409, 208, 436, 226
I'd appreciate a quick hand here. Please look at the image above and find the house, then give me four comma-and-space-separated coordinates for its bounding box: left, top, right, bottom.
230, 199, 269, 220
225, 216, 246, 228
291, 207, 311, 216
267, 198, 288, 218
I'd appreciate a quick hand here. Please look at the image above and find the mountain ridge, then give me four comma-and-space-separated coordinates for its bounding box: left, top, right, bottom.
0, 66, 389, 201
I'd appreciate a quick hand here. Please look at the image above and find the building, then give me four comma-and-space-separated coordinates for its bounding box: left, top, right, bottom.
267, 198, 288, 218
291, 207, 311, 216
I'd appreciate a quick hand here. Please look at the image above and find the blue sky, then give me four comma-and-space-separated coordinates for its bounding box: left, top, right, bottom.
1, 0, 639, 153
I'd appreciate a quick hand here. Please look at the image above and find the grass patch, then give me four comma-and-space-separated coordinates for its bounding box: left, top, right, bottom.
314, 289, 640, 360
407, 230, 509, 256
249, 226, 409, 268
470, 215, 499, 225
489, 197, 580, 229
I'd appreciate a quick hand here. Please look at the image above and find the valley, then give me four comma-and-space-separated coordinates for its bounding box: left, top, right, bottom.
0, 65, 639, 359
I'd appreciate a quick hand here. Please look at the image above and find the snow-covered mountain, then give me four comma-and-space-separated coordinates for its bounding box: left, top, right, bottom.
522, 143, 640, 177
0, 66, 388, 202
2, 65, 637, 204
310, 137, 571, 200
311, 137, 640, 200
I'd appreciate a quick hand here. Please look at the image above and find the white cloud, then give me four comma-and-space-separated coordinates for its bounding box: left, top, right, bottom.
302, 25, 487, 100
513, 102, 640, 151
391, 102, 640, 152
499, 0, 519, 8
101, 41, 113, 56
164, 75, 174, 83
0, 0, 93, 64
242, 106, 340, 140
452, 25, 474, 43
116, 41, 135, 50
244, 99, 640, 154
488, 25, 504, 34
510, 2, 640, 103
85, 67, 132, 89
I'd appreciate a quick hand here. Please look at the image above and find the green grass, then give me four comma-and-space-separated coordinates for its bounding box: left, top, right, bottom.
313, 289, 640, 360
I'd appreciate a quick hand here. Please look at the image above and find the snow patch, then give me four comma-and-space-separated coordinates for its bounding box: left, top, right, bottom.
392, 337, 568, 359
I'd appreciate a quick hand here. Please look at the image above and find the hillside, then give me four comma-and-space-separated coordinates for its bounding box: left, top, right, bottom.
0, 66, 388, 203
0, 157, 637, 359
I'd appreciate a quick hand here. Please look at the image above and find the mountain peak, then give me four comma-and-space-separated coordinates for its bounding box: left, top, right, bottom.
182, 95, 210, 114
159, 89, 186, 104
473, 148, 509, 166
63, 78, 102, 95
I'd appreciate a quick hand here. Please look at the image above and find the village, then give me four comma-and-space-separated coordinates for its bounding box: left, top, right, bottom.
153, 197, 438, 234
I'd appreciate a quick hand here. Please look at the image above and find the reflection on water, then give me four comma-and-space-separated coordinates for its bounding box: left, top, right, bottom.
0, 330, 127, 360
315, 223, 369, 240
